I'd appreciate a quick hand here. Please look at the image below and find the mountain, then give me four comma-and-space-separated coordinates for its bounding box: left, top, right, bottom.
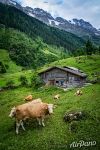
25, 8, 100, 42
22, 6, 100, 42
0, 2, 86, 68
0, 0, 100, 45
0, 2, 84, 51
24, 7, 54, 24
0, 0, 23, 10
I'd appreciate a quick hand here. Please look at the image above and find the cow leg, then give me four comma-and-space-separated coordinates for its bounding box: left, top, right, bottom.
20, 120, 25, 131
16, 121, 21, 134
37, 118, 41, 126
41, 118, 45, 127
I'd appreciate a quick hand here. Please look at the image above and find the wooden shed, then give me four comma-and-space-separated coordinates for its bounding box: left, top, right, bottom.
39, 66, 87, 88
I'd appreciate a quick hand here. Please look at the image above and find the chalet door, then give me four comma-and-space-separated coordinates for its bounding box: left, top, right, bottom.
49, 80, 55, 85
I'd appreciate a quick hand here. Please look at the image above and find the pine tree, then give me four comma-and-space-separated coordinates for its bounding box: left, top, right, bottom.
85, 40, 93, 55
98, 46, 100, 54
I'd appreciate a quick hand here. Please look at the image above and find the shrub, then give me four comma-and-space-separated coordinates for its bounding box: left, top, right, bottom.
19, 75, 28, 86
0, 61, 6, 73
6, 80, 14, 88
31, 73, 43, 88
5, 64, 9, 69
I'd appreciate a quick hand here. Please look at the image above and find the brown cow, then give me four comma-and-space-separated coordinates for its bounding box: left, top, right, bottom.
9, 102, 54, 134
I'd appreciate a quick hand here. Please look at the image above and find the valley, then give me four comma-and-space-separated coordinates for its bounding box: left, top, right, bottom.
0, 1, 100, 150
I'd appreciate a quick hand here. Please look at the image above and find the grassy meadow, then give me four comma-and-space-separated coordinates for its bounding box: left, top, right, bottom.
0, 84, 100, 150
0, 49, 100, 150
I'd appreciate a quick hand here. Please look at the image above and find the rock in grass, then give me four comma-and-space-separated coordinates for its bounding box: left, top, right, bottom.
63, 110, 83, 123
64, 110, 84, 132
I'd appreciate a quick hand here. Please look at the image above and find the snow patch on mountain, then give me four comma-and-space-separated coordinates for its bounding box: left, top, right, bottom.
28, 12, 35, 18
10, 0, 16, 5
54, 20, 59, 25
95, 33, 100, 36
69, 20, 76, 25
49, 19, 59, 25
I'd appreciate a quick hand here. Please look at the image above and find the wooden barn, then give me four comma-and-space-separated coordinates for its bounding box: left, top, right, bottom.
39, 66, 87, 88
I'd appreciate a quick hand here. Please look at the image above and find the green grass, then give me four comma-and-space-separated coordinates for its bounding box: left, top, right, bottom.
0, 84, 100, 150
0, 69, 33, 87
0, 49, 34, 87
0, 53, 100, 150
0, 49, 22, 73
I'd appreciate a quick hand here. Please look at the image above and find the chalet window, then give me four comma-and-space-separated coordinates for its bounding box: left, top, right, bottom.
69, 76, 74, 80
74, 76, 80, 81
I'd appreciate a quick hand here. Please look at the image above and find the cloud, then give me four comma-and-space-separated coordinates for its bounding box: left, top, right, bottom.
56, 1, 63, 5
43, 1, 48, 4
16, 0, 100, 28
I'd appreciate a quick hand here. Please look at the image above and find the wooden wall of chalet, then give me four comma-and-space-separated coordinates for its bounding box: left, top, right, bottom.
40, 68, 68, 83
40, 68, 86, 87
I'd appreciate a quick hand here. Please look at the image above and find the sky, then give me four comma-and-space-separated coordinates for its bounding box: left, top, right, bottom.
16, 0, 100, 29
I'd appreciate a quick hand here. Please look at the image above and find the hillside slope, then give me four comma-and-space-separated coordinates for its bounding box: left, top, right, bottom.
0, 54, 100, 149
0, 55, 100, 87
0, 3, 84, 51
39, 55, 100, 80
0, 27, 68, 68
0, 49, 22, 73
0, 82, 99, 150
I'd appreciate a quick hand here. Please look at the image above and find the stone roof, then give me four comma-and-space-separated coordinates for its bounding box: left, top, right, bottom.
39, 66, 87, 78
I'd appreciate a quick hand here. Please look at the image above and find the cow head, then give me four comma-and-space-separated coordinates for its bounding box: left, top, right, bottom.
9, 106, 16, 118
47, 104, 54, 114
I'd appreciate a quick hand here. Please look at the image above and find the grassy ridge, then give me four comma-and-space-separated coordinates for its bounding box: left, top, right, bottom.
39, 55, 100, 80
0, 49, 22, 73
0, 84, 100, 150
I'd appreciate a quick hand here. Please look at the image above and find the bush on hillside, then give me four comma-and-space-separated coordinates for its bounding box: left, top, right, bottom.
19, 75, 28, 86
0, 61, 6, 73
31, 73, 43, 88
85, 40, 94, 55
5, 64, 9, 69
6, 80, 14, 88
90, 72, 100, 84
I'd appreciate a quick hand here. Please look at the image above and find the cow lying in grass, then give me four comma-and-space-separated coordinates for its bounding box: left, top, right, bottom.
9, 101, 54, 134
54, 94, 60, 100
24, 95, 33, 101
74, 89, 82, 96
